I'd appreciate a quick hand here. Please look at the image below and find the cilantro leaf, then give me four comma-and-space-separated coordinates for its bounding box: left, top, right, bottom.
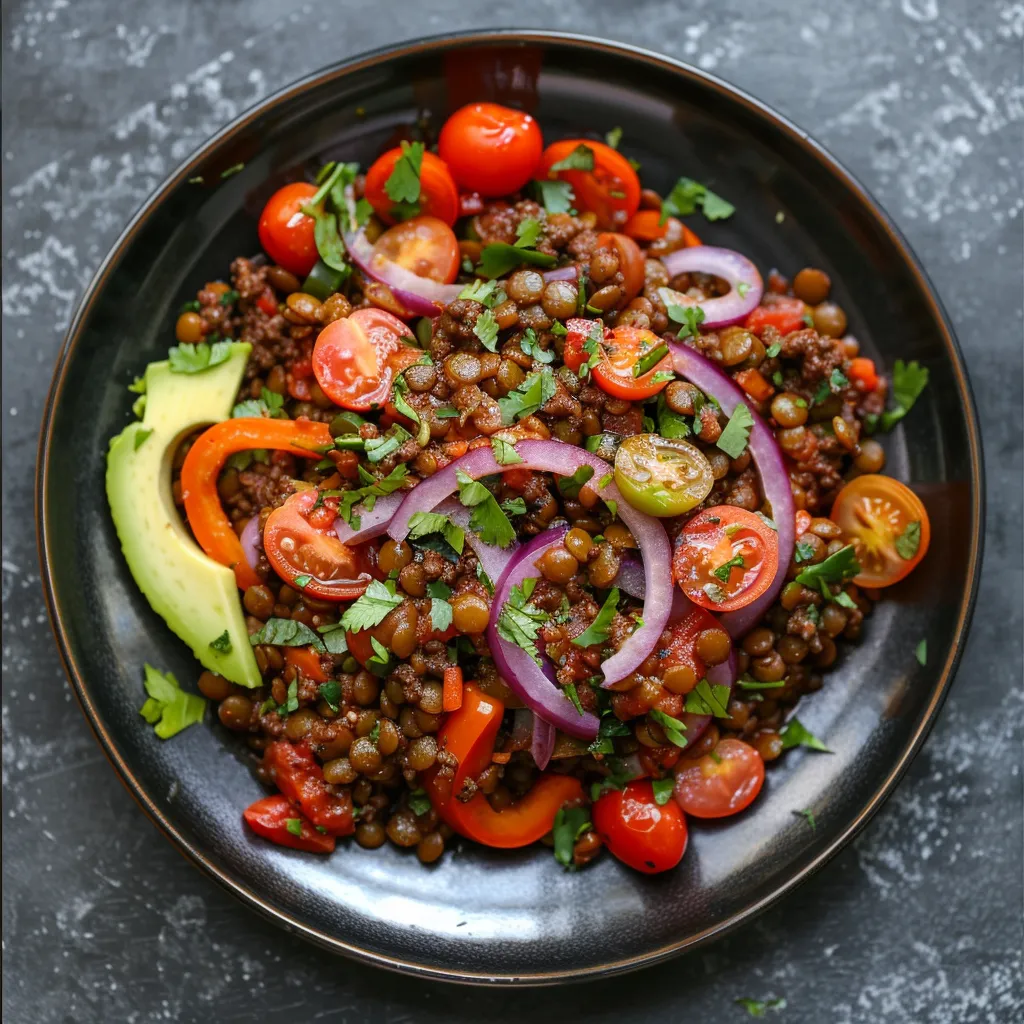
476, 243, 556, 279
779, 718, 831, 752
649, 708, 688, 747
514, 218, 543, 249
364, 423, 413, 464
248, 617, 327, 653
232, 385, 287, 420
661, 175, 735, 224
339, 580, 403, 633
716, 403, 754, 458
874, 359, 929, 431
915, 638, 928, 666
390, 374, 421, 430
491, 437, 524, 465
895, 520, 921, 560
656, 392, 692, 439
366, 636, 392, 677
573, 588, 620, 648
383, 140, 424, 206
713, 553, 745, 583
552, 805, 591, 868
557, 465, 595, 500
138, 664, 206, 739
455, 470, 516, 548
497, 368, 556, 424
430, 597, 453, 633
651, 777, 675, 805
458, 279, 503, 306
664, 300, 705, 341
700, 188, 735, 221
473, 308, 499, 352
500, 497, 527, 515
209, 631, 232, 653
407, 789, 432, 816
532, 178, 575, 214
564, 682, 585, 716
407, 512, 466, 555
549, 143, 595, 172
168, 340, 233, 374
684, 679, 731, 717
793, 808, 816, 830
605, 126, 623, 149
336, 464, 408, 527
795, 544, 859, 588
284, 817, 304, 837
735, 997, 787, 1018
794, 540, 816, 564
495, 579, 548, 666
318, 680, 342, 712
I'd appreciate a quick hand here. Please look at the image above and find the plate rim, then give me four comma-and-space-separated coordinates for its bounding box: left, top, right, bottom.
35, 28, 985, 986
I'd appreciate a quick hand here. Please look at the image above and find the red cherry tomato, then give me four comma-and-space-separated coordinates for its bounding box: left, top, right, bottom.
592, 780, 688, 874
312, 307, 422, 411
363, 147, 460, 226
539, 139, 641, 229
673, 738, 765, 818
438, 102, 543, 197
673, 506, 780, 612
242, 795, 336, 853
563, 319, 673, 400
744, 295, 808, 336
594, 231, 645, 302
372, 215, 460, 285
258, 182, 319, 277
263, 490, 374, 602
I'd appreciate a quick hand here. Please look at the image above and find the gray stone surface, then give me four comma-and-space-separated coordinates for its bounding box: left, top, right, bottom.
2, 1, 1022, 1021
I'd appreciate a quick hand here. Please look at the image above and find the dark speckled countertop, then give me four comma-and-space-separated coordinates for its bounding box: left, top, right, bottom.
2, 1, 1022, 1021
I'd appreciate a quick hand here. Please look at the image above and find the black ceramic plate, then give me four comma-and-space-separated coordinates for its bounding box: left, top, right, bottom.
38, 31, 983, 984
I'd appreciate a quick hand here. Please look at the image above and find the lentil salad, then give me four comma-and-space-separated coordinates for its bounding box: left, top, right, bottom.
109, 102, 932, 873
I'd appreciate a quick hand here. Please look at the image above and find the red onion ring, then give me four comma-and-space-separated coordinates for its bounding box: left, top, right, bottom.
486, 526, 599, 740
386, 439, 673, 685
341, 188, 462, 318
239, 515, 261, 571
613, 553, 646, 601
667, 342, 795, 637
658, 246, 763, 328
531, 716, 557, 771
332, 492, 404, 546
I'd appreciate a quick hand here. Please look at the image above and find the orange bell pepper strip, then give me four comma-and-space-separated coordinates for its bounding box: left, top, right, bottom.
623, 209, 703, 248
847, 357, 880, 392
180, 417, 333, 590
285, 645, 328, 684
734, 368, 775, 402
442, 665, 463, 712
424, 684, 583, 849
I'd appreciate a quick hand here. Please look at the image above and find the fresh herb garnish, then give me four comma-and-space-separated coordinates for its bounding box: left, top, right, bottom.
716, 403, 754, 459
473, 308, 500, 352
564, 682, 585, 716
336, 463, 408, 527
552, 805, 591, 868
407, 512, 466, 556
407, 789, 432, 816
779, 718, 831, 752
557, 465, 595, 500
660, 175, 735, 224
340, 580, 403, 633
713, 553, 745, 583
366, 636, 392, 676
138, 664, 206, 739
549, 143, 595, 172
285, 818, 304, 838
915, 638, 928, 666
573, 587, 620, 648
870, 359, 929, 432
496, 578, 548, 666
605, 126, 623, 149
491, 437, 524, 465
318, 681, 342, 712
500, 497, 527, 516
476, 242, 557, 279
232, 386, 287, 420
649, 708, 688, 747
514, 217, 543, 249
684, 679, 731, 718
665, 300, 706, 341
735, 997, 787, 1018
519, 326, 555, 364
249, 617, 326, 653
430, 596, 453, 633
895, 520, 921, 560
168, 340, 233, 374
651, 777, 675, 805
794, 540, 816, 564
765, 341, 781, 358
655, 391, 692, 439
364, 423, 413, 463
455, 470, 516, 548
531, 178, 575, 214
497, 367, 556, 424
383, 140, 424, 213
458, 279, 504, 306
793, 808, 816, 830
795, 545, 860, 589
209, 630, 232, 653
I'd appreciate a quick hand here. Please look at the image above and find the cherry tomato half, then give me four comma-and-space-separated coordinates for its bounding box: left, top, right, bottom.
312, 307, 422, 411
258, 182, 319, 277
563, 320, 674, 401
744, 295, 808, 336
263, 490, 373, 601
371, 215, 460, 285
594, 232, 645, 303
592, 780, 688, 873
673, 738, 765, 819
539, 139, 641, 229
438, 102, 543, 197
363, 147, 460, 226
613, 433, 714, 517
673, 506, 780, 612
831, 474, 930, 587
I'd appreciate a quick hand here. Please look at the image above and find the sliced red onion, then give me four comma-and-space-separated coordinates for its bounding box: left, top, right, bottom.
387, 439, 672, 685
667, 341, 795, 637
239, 515, 261, 571
485, 526, 598, 740
658, 246, 763, 328
541, 264, 580, 283
341, 188, 462, 317
531, 716, 556, 771
332, 491, 404, 546
431, 498, 516, 586
613, 553, 646, 601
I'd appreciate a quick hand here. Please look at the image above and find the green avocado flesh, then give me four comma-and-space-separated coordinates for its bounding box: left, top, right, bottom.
106, 343, 261, 688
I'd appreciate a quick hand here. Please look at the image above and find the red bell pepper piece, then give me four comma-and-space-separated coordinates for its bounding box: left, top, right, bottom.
243, 794, 336, 853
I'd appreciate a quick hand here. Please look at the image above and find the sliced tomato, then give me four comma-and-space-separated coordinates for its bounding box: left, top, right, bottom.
563, 320, 673, 400
831, 474, 930, 587
263, 740, 355, 835
371, 215, 460, 285
256, 287, 279, 317
243, 795, 336, 853
594, 231, 645, 302
592, 780, 688, 873
258, 182, 319, 277
744, 295, 808, 336
623, 210, 702, 248
263, 490, 373, 602
613, 433, 714, 517
673, 506, 780, 612
312, 308, 422, 411
673, 738, 764, 818
539, 139, 641, 229
363, 147, 460, 226
438, 102, 543, 196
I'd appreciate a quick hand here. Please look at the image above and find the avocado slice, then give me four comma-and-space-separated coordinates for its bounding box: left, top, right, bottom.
106, 343, 262, 688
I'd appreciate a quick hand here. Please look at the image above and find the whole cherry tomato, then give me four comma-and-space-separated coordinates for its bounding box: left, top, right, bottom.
258, 182, 319, 277
592, 780, 688, 873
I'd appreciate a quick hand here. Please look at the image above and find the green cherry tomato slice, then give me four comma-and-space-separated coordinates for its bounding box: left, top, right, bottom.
613, 434, 714, 517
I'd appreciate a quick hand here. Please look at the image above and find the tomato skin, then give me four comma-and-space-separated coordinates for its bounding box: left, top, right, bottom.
364, 147, 460, 226
372, 215, 460, 285
564, 320, 674, 401
745, 296, 807, 336
423, 684, 584, 849
263, 740, 355, 835
258, 183, 319, 277
263, 490, 373, 602
256, 287, 279, 317
312, 308, 422, 411
243, 795, 336, 853
539, 139, 641, 229
673, 506, 780, 612
592, 780, 688, 874
438, 103, 543, 197
614, 433, 714, 517
831, 474, 930, 587
673, 739, 764, 819
595, 232, 645, 302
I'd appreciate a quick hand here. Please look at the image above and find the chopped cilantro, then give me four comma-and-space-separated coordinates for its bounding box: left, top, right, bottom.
318, 681, 342, 712
713, 553, 745, 583
656, 392, 692, 439
364, 423, 413, 463
476, 243, 556, 279
383, 140, 424, 210
766, 342, 781, 358
473, 308, 500, 352
716, 403, 754, 458
138, 664, 206, 739
549, 143, 595, 172
458, 279, 503, 306
795, 545, 859, 588
339, 580, 403, 633
249, 617, 326, 653
336, 464, 408, 527
519, 326, 555, 364
285, 818, 304, 837
500, 497, 527, 515
873, 359, 929, 431
219, 289, 239, 306
455, 469, 516, 548
366, 636, 391, 677
793, 808, 816, 830
573, 587, 620, 648
794, 540, 816, 564
497, 367, 556, 424
552, 805, 591, 868
665, 300, 706, 341
735, 997, 787, 1018
491, 437, 524, 465
168, 340, 233, 374
280, 680, 299, 715
407, 789, 432, 816
514, 218, 543, 249
779, 718, 831, 752
661, 175, 734, 224
649, 708, 688, 747
209, 631, 232, 653
684, 679, 732, 717
895, 520, 921, 560
557, 465, 595, 500
407, 512, 466, 555
495, 579, 548, 666
605, 126, 623, 149
430, 596, 453, 633
651, 777, 675, 805
564, 682, 585, 716
532, 178, 575, 214
915, 638, 928, 666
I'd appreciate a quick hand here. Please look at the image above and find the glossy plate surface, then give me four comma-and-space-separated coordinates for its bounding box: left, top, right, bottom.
37, 31, 983, 984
